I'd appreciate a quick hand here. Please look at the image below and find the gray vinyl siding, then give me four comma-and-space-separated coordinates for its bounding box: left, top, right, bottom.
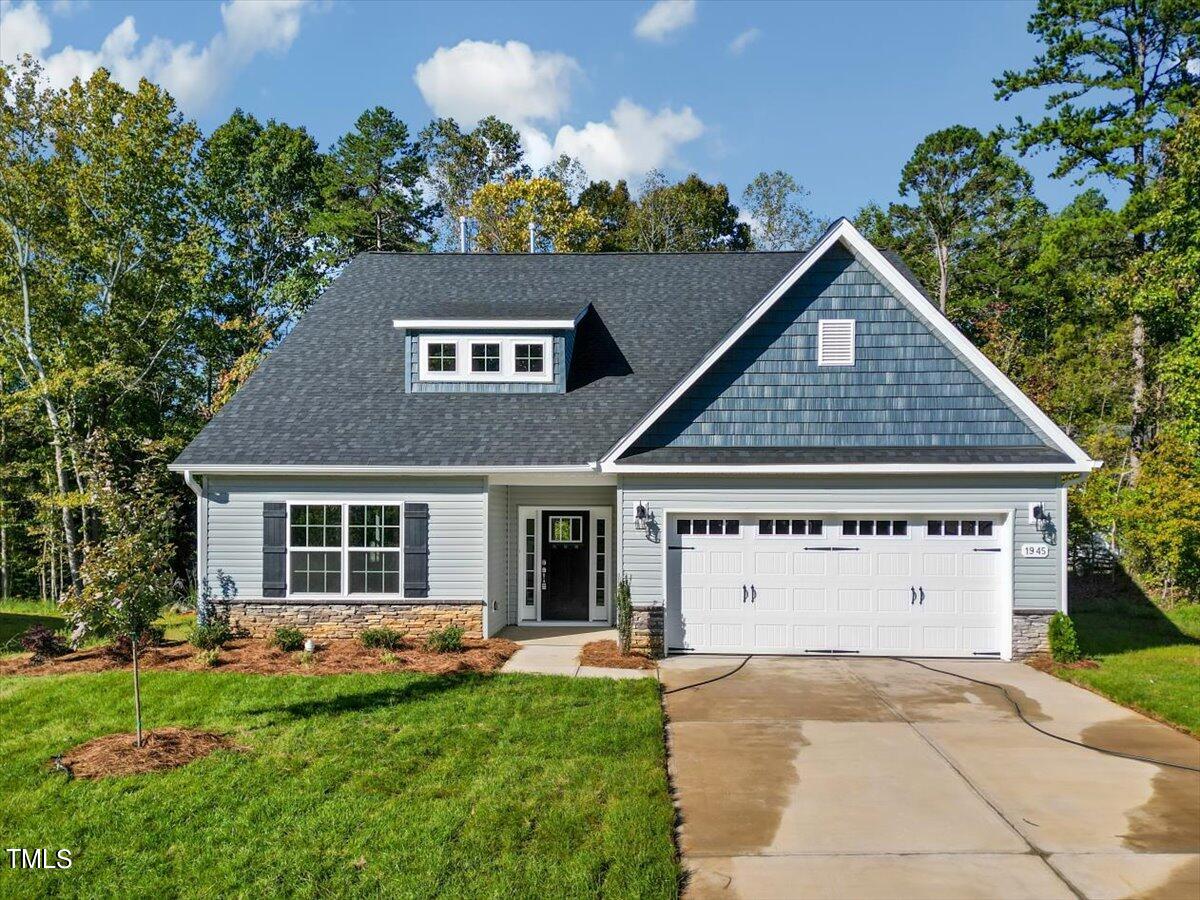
636, 244, 1051, 450
504, 485, 617, 625
486, 484, 509, 635
406, 331, 568, 393
616, 474, 1063, 612
203, 476, 486, 603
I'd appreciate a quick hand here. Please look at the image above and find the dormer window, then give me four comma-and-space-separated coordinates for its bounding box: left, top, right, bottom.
418, 335, 553, 384
470, 342, 501, 373
515, 342, 544, 374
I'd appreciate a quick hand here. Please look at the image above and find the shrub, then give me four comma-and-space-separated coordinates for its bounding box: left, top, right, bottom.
297, 650, 316, 666
1048, 611, 1082, 663
380, 651, 401, 666
615, 574, 633, 654
426, 625, 464, 653
270, 627, 305, 652
20, 624, 69, 661
360, 627, 405, 650
188, 620, 232, 651
196, 648, 221, 668
107, 626, 166, 662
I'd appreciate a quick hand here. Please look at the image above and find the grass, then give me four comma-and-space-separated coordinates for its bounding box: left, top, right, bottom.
1055, 580, 1200, 736
0, 598, 193, 655
0, 670, 677, 898
0, 599, 66, 653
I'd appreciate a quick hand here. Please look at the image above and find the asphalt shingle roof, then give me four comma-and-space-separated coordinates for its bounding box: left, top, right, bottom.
175, 252, 806, 467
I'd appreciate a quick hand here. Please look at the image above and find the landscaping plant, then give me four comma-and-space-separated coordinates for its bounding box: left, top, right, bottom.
61, 447, 182, 747
426, 625, 464, 653
360, 627, 405, 650
270, 627, 305, 652
1048, 611, 1082, 663
19, 623, 69, 661
188, 621, 233, 651
616, 574, 633, 654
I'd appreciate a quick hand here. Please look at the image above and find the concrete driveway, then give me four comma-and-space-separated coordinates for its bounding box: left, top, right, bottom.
661, 656, 1200, 899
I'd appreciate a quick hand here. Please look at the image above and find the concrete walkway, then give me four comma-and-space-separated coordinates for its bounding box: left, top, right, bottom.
661, 655, 1200, 900
498, 626, 657, 679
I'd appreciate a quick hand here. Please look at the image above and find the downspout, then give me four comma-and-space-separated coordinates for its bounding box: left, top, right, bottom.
182, 470, 207, 624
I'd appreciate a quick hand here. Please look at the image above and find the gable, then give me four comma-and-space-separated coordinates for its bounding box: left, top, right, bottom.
627, 243, 1055, 456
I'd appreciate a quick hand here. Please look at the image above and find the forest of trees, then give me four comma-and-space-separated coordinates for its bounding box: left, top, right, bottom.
1, 1, 1197, 608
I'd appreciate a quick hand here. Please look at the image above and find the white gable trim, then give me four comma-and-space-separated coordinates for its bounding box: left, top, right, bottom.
599, 219, 1097, 469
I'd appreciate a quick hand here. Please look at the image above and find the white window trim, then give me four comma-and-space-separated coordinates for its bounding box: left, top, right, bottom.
676, 517, 744, 538
548, 514, 584, 544
818, 318, 856, 366
840, 518, 912, 540
285, 501, 408, 600
758, 517, 826, 538
925, 518, 998, 539
417, 335, 553, 384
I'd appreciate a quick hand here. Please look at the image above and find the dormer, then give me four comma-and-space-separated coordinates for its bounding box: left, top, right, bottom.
394, 306, 588, 394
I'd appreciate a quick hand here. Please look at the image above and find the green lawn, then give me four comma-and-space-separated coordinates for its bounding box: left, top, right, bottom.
0, 599, 67, 653
1056, 584, 1200, 736
0, 599, 192, 654
0, 670, 677, 898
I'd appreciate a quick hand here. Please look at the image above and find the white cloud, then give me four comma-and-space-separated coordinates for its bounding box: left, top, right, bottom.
728, 27, 760, 56
413, 39, 577, 127
413, 39, 704, 184
633, 0, 696, 43
49, 0, 89, 15
0, 1, 52, 60
545, 99, 703, 183
0, 0, 314, 110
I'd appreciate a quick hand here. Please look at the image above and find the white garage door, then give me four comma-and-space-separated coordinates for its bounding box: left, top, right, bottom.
667, 514, 1006, 657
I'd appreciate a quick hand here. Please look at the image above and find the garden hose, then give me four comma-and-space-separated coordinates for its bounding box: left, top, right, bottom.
897, 657, 1200, 773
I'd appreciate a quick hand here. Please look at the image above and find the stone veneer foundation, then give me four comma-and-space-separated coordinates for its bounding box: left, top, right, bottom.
1012, 610, 1053, 659
228, 602, 484, 641
629, 605, 665, 658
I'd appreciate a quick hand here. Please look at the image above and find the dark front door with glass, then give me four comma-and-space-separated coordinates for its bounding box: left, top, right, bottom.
540, 511, 590, 621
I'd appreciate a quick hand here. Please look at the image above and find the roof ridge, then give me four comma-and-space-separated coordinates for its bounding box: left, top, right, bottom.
360, 250, 810, 257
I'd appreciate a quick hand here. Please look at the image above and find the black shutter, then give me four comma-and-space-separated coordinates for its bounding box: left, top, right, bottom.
404, 502, 429, 598
263, 502, 287, 598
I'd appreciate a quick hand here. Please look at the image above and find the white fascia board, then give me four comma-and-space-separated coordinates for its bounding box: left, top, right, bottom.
167, 463, 598, 476
601, 462, 1099, 475
392, 318, 578, 330
600, 218, 1097, 469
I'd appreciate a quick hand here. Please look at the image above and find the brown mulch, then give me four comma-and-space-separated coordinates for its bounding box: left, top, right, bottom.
578, 639, 657, 670
54, 727, 242, 779
1025, 654, 1101, 673
1, 637, 520, 677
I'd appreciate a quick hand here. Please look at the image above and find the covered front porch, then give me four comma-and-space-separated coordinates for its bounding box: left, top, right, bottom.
484, 482, 619, 635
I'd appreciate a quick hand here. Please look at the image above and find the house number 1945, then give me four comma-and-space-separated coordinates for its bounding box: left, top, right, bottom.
1020, 544, 1050, 558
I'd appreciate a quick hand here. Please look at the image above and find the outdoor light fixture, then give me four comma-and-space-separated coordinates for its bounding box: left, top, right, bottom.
635, 503, 649, 531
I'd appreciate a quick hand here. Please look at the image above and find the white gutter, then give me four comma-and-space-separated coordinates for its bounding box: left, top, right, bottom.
392, 318, 578, 330
601, 461, 1101, 475
181, 469, 206, 623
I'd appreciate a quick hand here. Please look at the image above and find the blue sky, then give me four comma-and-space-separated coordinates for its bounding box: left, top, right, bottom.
1, 0, 1123, 219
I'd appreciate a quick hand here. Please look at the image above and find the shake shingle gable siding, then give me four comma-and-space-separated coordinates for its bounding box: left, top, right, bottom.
630, 245, 1053, 453
174, 252, 804, 468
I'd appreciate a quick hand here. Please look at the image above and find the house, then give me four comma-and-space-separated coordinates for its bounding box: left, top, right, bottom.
170, 219, 1098, 659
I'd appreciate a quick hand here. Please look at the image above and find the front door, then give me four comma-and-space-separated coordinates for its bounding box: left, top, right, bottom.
540, 510, 590, 621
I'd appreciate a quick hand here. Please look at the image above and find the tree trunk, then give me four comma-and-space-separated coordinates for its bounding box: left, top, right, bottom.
936, 241, 950, 312
132, 638, 143, 748
1, 515, 7, 601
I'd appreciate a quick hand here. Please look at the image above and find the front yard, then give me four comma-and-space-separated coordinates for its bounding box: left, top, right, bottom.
1050, 582, 1200, 736
0, 670, 677, 898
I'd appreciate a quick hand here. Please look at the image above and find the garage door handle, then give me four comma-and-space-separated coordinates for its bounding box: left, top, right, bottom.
751, 585, 756, 603
911, 586, 916, 606
919, 587, 925, 605
743, 585, 748, 603
973, 548, 1002, 553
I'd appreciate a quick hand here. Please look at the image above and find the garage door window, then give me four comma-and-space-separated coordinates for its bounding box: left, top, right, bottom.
843, 519, 908, 537
759, 518, 822, 536
928, 519, 994, 537
677, 518, 740, 536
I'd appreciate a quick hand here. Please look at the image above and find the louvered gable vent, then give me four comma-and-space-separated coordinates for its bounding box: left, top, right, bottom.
818, 318, 856, 366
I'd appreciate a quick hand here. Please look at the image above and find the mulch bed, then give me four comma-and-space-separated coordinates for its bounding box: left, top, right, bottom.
1026, 654, 1101, 673
1, 637, 520, 677
54, 728, 242, 779
578, 639, 657, 670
